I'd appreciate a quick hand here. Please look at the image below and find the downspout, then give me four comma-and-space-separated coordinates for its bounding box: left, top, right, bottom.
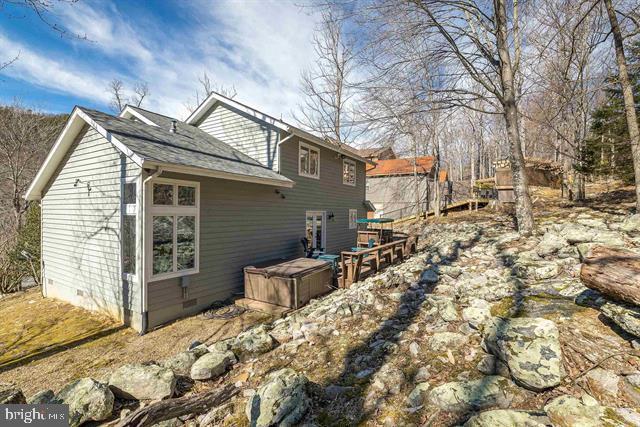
139, 167, 163, 334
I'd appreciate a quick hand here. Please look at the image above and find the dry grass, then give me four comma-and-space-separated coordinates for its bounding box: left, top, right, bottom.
0, 289, 271, 397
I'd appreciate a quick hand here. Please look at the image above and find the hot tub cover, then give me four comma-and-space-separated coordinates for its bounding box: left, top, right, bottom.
245, 257, 330, 278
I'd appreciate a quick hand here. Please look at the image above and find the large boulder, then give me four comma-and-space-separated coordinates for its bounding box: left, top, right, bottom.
429, 376, 515, 412
544, 395, 602, 427
600, 301, 640, 337
464, 409, 548, 427
53, 378, 114, 427
109, 364, 176, 400
463, 302, 492, 330
0, 383, 26, 404
536, 232, 568, 257
482, 317, 562, 391
245, 368, 310, 427
232, 325, 276, 361
163, 351, 199, 376
561, 223, 593, 244
190, 350, 236, 380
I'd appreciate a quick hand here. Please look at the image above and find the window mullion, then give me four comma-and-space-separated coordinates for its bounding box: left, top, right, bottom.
173, 214, 178, 273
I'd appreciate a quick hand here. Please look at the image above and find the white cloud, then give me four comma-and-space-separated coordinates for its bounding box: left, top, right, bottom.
0, 0, 322, 121
0, 33, 112, 104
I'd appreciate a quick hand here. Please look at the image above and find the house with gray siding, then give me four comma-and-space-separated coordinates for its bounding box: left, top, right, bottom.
25, 93, 368, 332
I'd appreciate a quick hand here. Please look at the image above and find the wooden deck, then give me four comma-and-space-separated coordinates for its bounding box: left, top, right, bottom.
338, 236, 418, 287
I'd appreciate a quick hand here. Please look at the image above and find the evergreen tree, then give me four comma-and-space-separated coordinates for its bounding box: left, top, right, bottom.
583, 41, 639, 183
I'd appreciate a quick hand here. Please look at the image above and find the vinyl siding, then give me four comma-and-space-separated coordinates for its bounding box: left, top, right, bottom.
145, 137, 366, 328
367, 175, 430, 219
41, 126, 142, 328
196, 103, 280, 169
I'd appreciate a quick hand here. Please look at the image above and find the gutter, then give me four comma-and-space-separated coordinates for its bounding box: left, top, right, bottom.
140, 167, 163, 334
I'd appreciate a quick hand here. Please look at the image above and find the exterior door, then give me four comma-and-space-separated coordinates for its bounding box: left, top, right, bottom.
305, 211, 326, 250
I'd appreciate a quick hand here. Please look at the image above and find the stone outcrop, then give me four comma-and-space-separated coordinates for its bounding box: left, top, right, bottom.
232, 325, 276, 361
53, 378, 114, 427
482, 317, 562, 391
429, 376, 516, 412
190, 350, 236, 380
245, 368, 310, 427
464, 409, 548, 427
108, 364, 176, 401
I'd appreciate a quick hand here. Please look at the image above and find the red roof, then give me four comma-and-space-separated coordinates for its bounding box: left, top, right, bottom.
367, 156, 435, 177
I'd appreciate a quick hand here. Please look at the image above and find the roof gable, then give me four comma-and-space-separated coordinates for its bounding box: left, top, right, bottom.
25, 106, 294, 200
186, 91, 371, 164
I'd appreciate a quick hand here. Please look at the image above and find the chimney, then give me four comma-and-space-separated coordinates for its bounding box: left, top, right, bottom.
170, 120, 177, 133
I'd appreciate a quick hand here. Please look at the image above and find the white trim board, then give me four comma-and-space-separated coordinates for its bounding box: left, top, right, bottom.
119, 105, 159, 127
25, 107, 144, 201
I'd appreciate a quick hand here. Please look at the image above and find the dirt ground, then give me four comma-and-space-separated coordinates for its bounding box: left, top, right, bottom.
0, 289, 270, 397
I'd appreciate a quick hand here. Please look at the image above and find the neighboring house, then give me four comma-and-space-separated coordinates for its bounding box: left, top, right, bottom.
366, 156, 448, 219
25, 93, 368, 332
356, 146, 396, 163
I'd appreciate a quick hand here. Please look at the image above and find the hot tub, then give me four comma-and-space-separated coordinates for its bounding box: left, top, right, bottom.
243, 258, 333, 309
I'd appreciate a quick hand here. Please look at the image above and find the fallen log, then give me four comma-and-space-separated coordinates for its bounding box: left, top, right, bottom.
116, 384, 239, 427
580, 246, 640, 306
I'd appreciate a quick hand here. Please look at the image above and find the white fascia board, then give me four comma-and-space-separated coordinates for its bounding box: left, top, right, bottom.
141, 160, 295, 188
185, 92, 289, 132
24, 107, 144, 201
119, 105, 158, 127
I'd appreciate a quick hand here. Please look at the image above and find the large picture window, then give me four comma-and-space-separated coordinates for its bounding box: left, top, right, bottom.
343, 159, 356, 186
149, 179, 199, 280
299, 142, 320, 179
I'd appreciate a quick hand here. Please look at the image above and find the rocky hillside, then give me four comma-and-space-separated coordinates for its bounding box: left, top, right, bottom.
3, 193, 640, 426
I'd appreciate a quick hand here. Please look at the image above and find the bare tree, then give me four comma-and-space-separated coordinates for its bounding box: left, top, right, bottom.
295, 9, 357, 145
604, 0, 640, 211
0, 102, 64, 233
131, 82, 150, 108
526, 0, 608, 201
184, 72, 237, 113
351, 0, 534, 233
108, 79, 126, 113
107, 79, 151, 113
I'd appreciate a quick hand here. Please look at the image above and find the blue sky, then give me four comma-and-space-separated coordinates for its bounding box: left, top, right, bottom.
0, 0, 321, 120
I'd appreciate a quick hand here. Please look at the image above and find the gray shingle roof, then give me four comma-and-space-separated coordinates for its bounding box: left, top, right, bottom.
79, 107, 292, 185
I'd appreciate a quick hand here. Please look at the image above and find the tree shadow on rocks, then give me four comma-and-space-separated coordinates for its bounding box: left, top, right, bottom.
314, 229, 484, 425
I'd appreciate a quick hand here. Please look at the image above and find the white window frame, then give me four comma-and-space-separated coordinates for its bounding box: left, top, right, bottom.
343, 158, 356, 186
122, 176, 139, 282
305, 210, 326, 250
349, 209, 358, 229
299, 141, 320, 179
146, 178, 200, 282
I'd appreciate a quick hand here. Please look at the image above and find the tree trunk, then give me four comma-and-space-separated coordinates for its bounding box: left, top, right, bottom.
116, 385, 239, 427
580, 246, 640, 306
494, 0, 535, 234
604, 0, 640, 212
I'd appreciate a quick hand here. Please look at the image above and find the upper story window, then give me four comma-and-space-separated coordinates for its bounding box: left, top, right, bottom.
299, 142, 320, 179
343, 159, 356, 186
149, 179, 199, 281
